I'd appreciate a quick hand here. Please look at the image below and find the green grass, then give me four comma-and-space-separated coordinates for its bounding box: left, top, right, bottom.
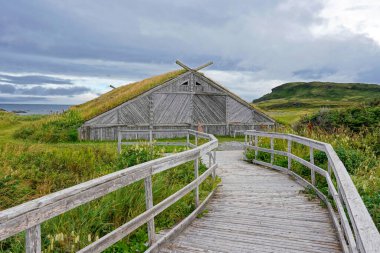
250, 90, 380, 230
253, 82, 380, 125
71, 69, 186, 121
0, 112, 218, 252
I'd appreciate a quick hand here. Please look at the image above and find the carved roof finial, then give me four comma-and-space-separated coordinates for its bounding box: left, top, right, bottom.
176, 60, 213, 72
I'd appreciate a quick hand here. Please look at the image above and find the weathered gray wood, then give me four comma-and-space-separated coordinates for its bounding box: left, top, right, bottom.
288, 139, 292, 170
25, 224, 41, 253
78, 163, 216, 253
270, 137, 274, 164
160, 151, 342, 253
254, 135, 258, 158
146, 186, 218, 253
194, 158, 199, 207
144, 176, 156, 246
244, 130, 380, 253
0, 131, 217, 241
117, 131, 122, 154
310, 146, 315, 185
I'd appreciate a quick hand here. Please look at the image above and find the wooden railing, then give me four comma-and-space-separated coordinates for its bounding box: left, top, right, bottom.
117, 129, 207, 153
0, 130, 218, 253
244, 130, 380, 253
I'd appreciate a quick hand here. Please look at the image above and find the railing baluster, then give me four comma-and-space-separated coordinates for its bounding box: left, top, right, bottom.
212, 150, 217, 179
149, 130, 153, 146
328, 159, 332, 176
287, 139, 292, 170
186, 132, 190, 148
254, 135, 258, 159
117, 131, 122, 154
25, 224, 41, 253
270, 137, 274, 164
310, 147, 315, 185
195, 133, 198, 146
144, 176, 156, 246
194, 158, 199, 207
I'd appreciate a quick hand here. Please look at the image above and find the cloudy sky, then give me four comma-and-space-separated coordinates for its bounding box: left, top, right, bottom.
1, 0, 380, 104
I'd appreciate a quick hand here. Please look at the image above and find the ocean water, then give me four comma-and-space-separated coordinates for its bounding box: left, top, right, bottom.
0, 104, 71, 115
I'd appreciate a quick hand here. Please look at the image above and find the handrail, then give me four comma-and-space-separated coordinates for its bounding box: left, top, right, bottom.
244, 130, 380, 253
117, 129, 209, 153
0, 130, 218, 253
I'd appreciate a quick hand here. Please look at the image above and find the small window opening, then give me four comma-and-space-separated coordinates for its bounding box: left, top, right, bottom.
182, 81, 188, 85
196, 82, 201, 86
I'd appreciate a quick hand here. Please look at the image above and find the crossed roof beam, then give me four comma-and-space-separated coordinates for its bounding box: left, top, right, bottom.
176, 60, 213, 72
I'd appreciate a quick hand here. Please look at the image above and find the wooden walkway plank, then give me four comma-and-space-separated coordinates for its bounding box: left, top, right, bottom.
159, 151, 342, 253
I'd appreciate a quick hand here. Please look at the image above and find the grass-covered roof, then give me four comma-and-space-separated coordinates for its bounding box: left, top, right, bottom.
71, 69, 187, 121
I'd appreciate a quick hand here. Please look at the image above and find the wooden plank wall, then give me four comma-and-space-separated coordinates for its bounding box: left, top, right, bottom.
153, 94, 191, 124
193, 95, 226, 124
79, 72, 275, 140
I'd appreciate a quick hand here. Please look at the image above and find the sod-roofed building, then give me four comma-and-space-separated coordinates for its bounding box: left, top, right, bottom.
77, 61, 275, 140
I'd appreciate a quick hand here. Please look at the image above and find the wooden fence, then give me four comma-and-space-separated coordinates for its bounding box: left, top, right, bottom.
0, 130, 218, 253
244, 130, 380, 253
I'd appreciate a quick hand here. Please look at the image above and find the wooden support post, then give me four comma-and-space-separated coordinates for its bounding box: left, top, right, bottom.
328, 159, 332, 176
270, 138, 274, 164
287, 139, 292, 170
149, 130, 153, 146
254, 135, 258, 159
26, 224, 41, 253
310, 147, 315, 185
144, 176, 156, 246
117, 131, 122, 154
194, 158, 199, 207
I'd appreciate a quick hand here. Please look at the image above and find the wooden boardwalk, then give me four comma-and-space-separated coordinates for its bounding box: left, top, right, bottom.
159, 151, 342, 253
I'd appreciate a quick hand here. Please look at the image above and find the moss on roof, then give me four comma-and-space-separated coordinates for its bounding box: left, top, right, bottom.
71, 69, 187, 121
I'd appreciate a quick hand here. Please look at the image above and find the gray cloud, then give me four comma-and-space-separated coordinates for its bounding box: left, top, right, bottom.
0, 85, 90, 96
20, 86, 90, 96
0, 0, 379, 104
0, 74, 73, 85
0, 84, 16, 94
293, 68, 336, 80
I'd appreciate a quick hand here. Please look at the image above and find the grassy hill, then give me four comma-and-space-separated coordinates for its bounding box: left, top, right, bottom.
253, 82, 380, 124
13, 69, 186, 143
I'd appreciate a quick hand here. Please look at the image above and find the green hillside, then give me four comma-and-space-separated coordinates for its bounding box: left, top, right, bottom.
253, 82, 380, 124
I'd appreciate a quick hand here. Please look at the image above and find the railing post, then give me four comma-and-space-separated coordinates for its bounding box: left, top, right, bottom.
287, 139, 292, 170
25, 224, 41, 253
195, 133, 198, 146
254, 135, 258, 160
194, 157, 199, 207
186, 132, 190, 148
328, 159, 332, 176
310, 147, 315, 185
144, 176, 156, 246
117, 131, 122, 154
270, 137, 274, 164
149, 130, 153, 146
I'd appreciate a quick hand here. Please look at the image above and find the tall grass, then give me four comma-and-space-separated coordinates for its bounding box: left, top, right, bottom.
0, 143, 217, 252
